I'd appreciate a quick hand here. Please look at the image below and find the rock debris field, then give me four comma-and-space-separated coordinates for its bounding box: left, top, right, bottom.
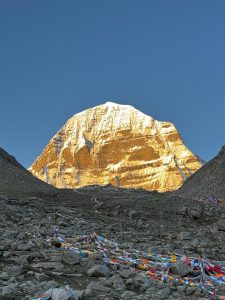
1, 186, 225, 300
1, 147, 225, 300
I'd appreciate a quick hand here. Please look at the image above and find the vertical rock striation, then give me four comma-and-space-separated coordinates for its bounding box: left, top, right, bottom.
29, 102, 202, 191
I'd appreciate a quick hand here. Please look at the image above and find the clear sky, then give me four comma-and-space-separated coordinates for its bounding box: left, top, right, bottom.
0, 0, 225, 168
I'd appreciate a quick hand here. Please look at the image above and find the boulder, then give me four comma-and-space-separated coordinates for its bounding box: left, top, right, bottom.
87, 265, 110, 278
158, 287, 171, 299
169, 262, 192, 277
120, 268, 136, 279
106, 274, 125, 290
133, 274, 150, 288
121, 291, 137, 299
62, 252, 81, 265
85, 282, 111, 296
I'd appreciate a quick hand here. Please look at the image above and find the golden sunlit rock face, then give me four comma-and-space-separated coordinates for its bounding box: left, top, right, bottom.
29, 102, 202, 192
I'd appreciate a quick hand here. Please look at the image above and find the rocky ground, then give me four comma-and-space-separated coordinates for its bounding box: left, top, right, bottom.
1, 186, 225, 300
178, 146, 225, 201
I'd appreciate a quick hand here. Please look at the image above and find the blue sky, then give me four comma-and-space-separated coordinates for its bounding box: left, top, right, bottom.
0, 0, 225, 167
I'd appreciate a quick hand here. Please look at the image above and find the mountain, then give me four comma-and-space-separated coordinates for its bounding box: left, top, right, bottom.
177, 145, 225, 201
0, 147, 54, 192
29, 102, 202, 192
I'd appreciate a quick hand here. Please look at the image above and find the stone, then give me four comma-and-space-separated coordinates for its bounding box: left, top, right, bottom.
133, 274, 150, 288
85, 281, 111, 295
35, 273, 49, 282
218, 220, 225, 231
121, 291, 137, 299
120, 268, 136, 279
47, 286, 82, 300
62, 252, 81, 265
42, 280, 59, 290
177, 286, 186, 292
29, 102, 202, 192
17, 255, 29, 265
179, 232, 192, 240
0, 283, 19, 297
106, 274, 125, 291
186, 286, 196, 295
87, 265, 110, 278
190, 238, 200, 248
128, 210, 137, 219
4, 266, 23, 277
31, 262, 64, 271
137, 219, 144, 227
169, 262, 192, 277
158, 287, 171, 299
189, 207, 202, 219
0, 272, 10, 281
50, 254, 63, 262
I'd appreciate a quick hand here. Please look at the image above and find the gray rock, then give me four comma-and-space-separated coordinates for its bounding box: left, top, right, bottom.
185, 286, 196, 295
218, 219, 225, 231
31, 262, 64, 271
46, 286, 83, 300
189, 207, 202, 219
106, 274, 125, 291
120, 268, 136, 279
169, 262, 192, 277
86, 281, 111, 295
177, 285, 186, 292
0, 272, 10, 281
133, 274, 150, 288
140, 282, 150, 292
0, 283, 19, 297
121, 291, 137, 299
22, 281, 42, 294
35, 238, 50, 248
125, 278, 134, 289
62, 252, 81, 265
168, 293, 187, 300
21, 258, 31, 268
137, 219, 144, 227
50, 254, 63, 262
128, 210, 137, 219
158, 287, 171, 299
42, 280, 59, 290
4, 265, 23, 277
190, 238, 200, 248
87, 264, 110, 278
179, 232, 192, 240
35, 272, 49, 282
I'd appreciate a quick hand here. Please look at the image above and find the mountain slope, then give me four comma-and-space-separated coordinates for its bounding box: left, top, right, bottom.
0, 147, 54, 192
29, 102, 202, 192
177, 145, 225, 200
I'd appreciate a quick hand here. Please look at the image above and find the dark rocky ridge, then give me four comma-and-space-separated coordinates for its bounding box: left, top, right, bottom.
177, 146, 225, 201
0, 147, 55, 192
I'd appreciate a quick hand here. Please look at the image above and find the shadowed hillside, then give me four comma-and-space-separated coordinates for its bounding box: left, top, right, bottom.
177, 146, 225, 201
0, 148, 55, 192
